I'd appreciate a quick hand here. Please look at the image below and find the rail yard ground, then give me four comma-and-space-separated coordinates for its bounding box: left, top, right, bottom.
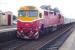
0, 23, 75, 50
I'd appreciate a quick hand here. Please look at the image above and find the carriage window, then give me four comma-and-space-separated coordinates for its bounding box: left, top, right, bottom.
49, 12, 53, 14
44, 11, 48, 16
18, 10, 26, 16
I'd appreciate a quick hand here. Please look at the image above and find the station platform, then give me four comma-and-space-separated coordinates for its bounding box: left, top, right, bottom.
59, 27, 75, 50
0, 25, 17, 32
0, 25, 16, 29
0, 25, 17, 43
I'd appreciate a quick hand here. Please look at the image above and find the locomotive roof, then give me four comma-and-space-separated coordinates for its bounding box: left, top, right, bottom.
20, 6, 37, 10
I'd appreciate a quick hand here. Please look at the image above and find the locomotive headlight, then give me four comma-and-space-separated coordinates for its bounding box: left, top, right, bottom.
30, 31, 33, 33
21, 30, 23, 33
25, 23, 32, 27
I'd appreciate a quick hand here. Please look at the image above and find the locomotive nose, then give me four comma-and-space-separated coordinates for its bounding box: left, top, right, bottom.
17, 20, 39, 39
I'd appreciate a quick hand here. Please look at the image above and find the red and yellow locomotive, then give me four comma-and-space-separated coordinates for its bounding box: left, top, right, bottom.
17, 6, 64, 39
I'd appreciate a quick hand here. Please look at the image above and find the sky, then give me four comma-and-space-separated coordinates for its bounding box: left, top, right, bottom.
0, 0, 75, 19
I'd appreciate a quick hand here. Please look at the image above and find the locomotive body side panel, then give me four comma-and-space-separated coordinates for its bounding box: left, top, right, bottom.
43, 11, 60, 27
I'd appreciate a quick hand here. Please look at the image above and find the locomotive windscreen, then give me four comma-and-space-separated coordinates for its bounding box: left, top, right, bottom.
28, 10, 38, 17
18, 10, 38, 17
18, 10, 26, 16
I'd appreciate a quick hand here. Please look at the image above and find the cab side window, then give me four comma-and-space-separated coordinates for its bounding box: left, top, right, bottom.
44, 11, 48, 16
39, 13, 42, 18
49, 12, 53, 14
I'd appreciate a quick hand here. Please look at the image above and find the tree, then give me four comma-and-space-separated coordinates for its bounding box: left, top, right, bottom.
40, 5, 60, 13
40, 5, 53, 11
53, 7, 60, 13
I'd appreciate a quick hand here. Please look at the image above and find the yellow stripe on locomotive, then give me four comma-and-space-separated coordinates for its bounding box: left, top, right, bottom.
18, 16, 37, 21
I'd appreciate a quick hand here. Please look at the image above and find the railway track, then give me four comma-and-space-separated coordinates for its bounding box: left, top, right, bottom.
39, 25, 74, 50
0, 23, 74, 50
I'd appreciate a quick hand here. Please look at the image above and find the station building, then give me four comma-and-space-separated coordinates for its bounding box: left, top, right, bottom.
0, 11, 13, 26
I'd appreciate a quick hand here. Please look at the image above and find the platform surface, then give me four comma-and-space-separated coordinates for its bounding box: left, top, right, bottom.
59, 27, 75, 50
0, 25, 17, 43
0, 25, 16, 29
0, 25, 16, 32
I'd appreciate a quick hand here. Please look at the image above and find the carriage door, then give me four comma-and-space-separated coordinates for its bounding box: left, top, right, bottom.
8, 14, 11, 25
